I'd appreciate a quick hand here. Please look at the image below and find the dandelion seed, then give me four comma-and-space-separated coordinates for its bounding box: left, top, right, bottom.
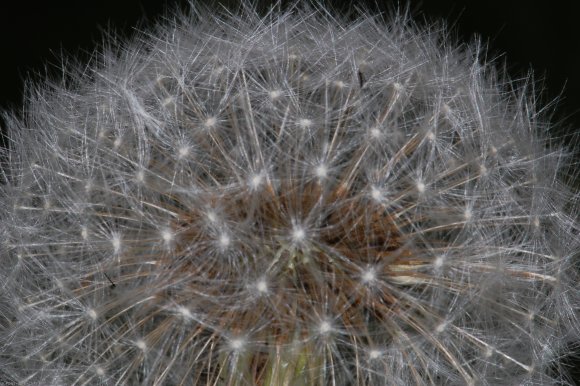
318, 321, 332, 335
218, 233, 230, 248
370, 186, 382, 201
291, 226, 305, 242
111, 233, 122, 254
177, 145, 190, 158
368, 349, 382, 360
212, 66, 224, 76
249, 173, 263, 189
314, 164, 328, 179
442, 103, 452, 116
361, 268, 376, 284
433, 256, 445, 269
135, 339, 147, 352
435, 322, 447, 334
206, 210, 217, 223
205, 116, 217, 128
479, 164, 488, 176
161, 229, 173, 243
135, 170, 145, 183
484, 347, 494, 358
229, 338, 245, 351
269, 89, 282, 100
177, 306, 192, 320
87, 308, 98, 321
333, 80, 346, 88
370, 127, 382, 138
162, 96, 174, 107
255, 279, 268, 294
464, 208, 472, 221
416, 180, 426, 193
298, 118, 312, 128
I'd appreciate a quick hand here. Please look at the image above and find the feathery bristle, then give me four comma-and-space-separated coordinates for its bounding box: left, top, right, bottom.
0, 2, 579, 385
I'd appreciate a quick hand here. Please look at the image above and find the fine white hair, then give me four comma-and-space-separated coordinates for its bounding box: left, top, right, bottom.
0, 2, 579, 385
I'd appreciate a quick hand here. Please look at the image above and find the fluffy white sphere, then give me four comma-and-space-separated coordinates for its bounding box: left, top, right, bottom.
1, 3, 579, 385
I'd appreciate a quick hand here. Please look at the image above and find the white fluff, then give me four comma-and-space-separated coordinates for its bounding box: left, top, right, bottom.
0, 2, 579, 385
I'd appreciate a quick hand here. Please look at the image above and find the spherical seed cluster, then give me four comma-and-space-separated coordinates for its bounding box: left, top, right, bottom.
1, 4, 579, 386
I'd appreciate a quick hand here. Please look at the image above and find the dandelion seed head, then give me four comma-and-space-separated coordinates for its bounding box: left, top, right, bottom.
1, 3, 578, 386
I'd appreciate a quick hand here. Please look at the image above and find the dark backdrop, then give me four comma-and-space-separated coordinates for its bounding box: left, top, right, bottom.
0, 0, 578, 382
1, 1, 579, 143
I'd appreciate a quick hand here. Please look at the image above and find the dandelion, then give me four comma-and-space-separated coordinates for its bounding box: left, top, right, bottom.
1, 2, 579, 385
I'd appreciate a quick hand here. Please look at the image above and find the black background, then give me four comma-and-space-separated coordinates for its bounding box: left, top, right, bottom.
1, 0, 580, 144
0, 0, 578, 383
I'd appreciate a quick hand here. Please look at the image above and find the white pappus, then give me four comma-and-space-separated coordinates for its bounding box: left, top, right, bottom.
0, 2, 579, 385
